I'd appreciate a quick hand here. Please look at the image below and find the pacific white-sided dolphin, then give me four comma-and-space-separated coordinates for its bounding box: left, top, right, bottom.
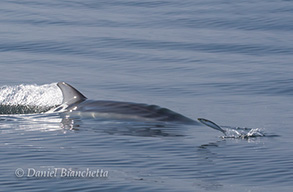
54, 82, 226, 134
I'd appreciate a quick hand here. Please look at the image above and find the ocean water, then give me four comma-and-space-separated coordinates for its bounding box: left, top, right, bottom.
0, 0, 293, 191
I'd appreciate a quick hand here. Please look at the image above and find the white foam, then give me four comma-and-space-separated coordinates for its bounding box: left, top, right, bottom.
0, 83, 62, 107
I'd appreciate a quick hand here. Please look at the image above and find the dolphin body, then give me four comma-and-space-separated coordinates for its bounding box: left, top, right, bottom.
54, 82, 226, 134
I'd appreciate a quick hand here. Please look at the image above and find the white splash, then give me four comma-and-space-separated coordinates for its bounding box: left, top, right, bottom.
0, 83, 62, 107
223, 126, 265, 139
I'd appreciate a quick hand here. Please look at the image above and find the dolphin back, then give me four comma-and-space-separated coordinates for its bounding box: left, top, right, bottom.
73, 100, 197, 124
56, 82, 197, 124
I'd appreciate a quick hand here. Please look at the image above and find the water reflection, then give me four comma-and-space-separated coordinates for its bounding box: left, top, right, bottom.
0, 113, 63, 133
0, 113, 189, 137
59, 114, 188, 137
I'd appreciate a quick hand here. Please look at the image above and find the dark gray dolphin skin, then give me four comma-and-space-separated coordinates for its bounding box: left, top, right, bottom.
54, 82, 226, 134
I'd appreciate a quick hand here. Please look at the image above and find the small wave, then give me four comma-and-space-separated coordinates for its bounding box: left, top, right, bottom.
0, 83, 62, 114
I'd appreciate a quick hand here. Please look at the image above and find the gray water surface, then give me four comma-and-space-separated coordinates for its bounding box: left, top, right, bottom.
0, 0, 293, 191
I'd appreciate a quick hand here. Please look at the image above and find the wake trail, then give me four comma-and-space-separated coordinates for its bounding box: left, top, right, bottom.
0, 83, 62, 114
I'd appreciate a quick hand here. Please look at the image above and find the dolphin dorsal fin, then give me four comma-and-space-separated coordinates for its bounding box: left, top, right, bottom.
57, 82, 87, 105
